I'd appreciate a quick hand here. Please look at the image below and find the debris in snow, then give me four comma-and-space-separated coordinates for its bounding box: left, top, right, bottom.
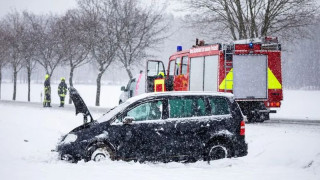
24, 140, 29, 142
303, 161, 314, 169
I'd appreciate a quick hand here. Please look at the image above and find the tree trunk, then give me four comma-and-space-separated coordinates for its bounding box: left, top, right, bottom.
235, 0, 247, 39
223, 0, 237, 40
68, 67, 74, 104
261, 1, 271, 37
13, 67, 17, 101
27, 66, 31, 102
249, 0, 258, 38
125, 66, 133, 79
95, 72, 103, 106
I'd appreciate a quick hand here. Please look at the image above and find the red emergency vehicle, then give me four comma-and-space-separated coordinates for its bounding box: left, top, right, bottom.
146, 37, 283, 122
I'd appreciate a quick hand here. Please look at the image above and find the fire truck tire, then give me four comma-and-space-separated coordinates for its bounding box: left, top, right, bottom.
247, 112, 269, 123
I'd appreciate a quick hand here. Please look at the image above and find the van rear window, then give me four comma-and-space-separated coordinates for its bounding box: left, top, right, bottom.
208, 97, 230, 115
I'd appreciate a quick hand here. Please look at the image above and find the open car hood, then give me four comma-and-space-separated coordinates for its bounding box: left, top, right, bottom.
69, 87, 94, 123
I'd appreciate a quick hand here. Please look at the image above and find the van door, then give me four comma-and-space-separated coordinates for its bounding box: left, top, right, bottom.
115, 99, 166, 161
146, 60, 166, 93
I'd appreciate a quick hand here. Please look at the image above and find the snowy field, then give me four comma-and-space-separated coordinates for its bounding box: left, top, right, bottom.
1, 83, 319, 120
0, 101, 319, 180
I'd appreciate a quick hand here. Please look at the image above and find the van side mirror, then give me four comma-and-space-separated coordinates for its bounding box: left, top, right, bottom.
121, 86, 126, 91
123, 117, 134, 124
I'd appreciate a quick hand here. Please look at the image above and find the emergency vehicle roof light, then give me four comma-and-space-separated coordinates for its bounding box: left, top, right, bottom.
249, 42, 254, 49
177, 46, 182, 52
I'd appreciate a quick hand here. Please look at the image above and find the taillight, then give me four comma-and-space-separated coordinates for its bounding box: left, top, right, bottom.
240, 120, 245, 136
269, 101, 281, 107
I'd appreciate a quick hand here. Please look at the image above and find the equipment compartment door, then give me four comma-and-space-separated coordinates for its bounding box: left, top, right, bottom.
189, 56, 218, 91
233, 55, 267, 99
204, 56, 218, 91
189, 57, 204, 91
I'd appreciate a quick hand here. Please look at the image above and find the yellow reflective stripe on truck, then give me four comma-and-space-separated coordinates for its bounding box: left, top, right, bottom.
219, 68, 282, 90
268, 68, 282, 89
219, 68, 233, 90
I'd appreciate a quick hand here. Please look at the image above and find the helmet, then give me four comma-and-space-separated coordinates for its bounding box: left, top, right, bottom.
158, 71, 164, 77
61, 77, 65, 81
45, 74, 49, 80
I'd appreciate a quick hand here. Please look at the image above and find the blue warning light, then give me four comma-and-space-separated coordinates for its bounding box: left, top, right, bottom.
249, 42, 254, 49
177, 46, 182, 52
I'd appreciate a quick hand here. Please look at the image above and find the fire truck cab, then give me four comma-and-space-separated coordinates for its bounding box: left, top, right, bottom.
146, 37, 283, 122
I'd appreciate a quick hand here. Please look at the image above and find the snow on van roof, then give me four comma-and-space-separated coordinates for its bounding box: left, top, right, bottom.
126, 91, 234, 103
98, 91, 234, 123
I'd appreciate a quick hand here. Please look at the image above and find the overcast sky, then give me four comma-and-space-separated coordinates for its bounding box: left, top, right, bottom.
0, 0, 78, 17
0, 0, 180, 17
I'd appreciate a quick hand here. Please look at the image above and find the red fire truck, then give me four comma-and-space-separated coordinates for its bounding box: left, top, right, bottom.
146, 37, 283, 122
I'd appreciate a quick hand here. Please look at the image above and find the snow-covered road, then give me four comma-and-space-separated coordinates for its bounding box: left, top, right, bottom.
0, 101, 319, 180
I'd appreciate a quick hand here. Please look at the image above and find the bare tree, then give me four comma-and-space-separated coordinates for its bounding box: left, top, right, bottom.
58, 9, 91, 104
0, 23, 9, 99
21, 11, 38, 102
77, 0, 118, 106
33, 14, 64, 78
180, 0, 319, 40
114, 0, 169, 79
2, 11, 25, 100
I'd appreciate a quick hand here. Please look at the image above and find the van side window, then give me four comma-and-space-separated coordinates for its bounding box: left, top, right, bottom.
181, 56, 188, 75
208, 97, 230, 115
169, 60, 175, 76
169, 97, 206, 118
126, 100, 163, 121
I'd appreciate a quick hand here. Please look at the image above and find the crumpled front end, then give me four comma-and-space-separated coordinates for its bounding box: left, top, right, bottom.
56, 134, 87, 163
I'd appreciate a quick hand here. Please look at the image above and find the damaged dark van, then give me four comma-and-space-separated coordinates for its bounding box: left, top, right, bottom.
56, 87, 247, 163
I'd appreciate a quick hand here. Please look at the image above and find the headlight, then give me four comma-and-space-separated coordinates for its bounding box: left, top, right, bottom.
61, 133, 78, 144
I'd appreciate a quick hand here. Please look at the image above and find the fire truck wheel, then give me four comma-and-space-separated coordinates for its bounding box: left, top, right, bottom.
247, 114, 256, 123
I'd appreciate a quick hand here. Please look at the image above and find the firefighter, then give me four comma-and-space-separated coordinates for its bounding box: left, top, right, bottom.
157, 71, 165, 78
154, 71, 165, 92
43, 74, 51, 107
58, 77, 68, 107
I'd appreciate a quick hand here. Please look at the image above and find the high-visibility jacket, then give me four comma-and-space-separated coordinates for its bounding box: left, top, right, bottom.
44, 79, 51, 102
58, 81, 68, 97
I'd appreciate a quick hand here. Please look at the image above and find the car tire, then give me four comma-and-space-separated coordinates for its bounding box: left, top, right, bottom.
90, 145, 114, 162
207, 142, 230, 162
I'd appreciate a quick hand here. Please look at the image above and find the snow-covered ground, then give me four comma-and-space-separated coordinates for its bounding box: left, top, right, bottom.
271, 90, 320, 121
0, 101, 319, 180
1, 83, 319, 120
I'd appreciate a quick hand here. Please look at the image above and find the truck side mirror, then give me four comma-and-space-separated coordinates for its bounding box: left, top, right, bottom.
123, 117, 134, 124
121, 86, 126, 91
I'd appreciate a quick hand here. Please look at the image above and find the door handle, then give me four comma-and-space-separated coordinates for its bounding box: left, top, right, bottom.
154, 128, 164, 135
